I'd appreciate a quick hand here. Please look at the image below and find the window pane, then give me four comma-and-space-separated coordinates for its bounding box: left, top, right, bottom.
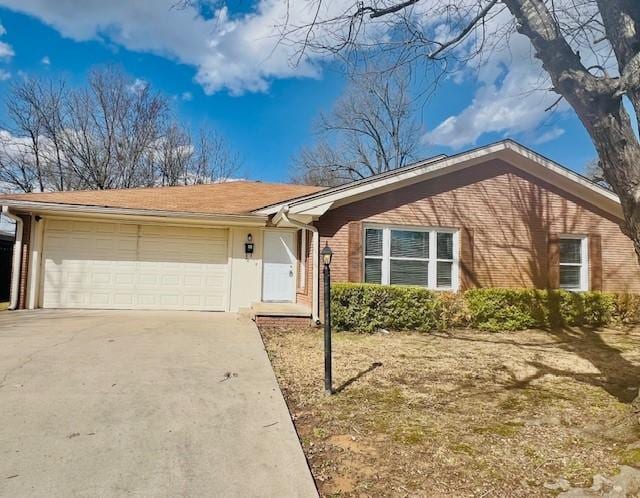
437, 232, 453, 259
390, 259, 428, 286
391, 230, 429, 259
437, 261, 453, 288
560, 265, 581, 289
560, 239, 582, 264
365, 229, 383, 257
364, 258, 382, 284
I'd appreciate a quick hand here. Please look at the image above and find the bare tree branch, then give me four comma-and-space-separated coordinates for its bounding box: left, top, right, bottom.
291, 69, 421, 186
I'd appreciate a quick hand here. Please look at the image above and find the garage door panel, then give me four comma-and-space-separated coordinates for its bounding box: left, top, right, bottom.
42, 220, 228, 311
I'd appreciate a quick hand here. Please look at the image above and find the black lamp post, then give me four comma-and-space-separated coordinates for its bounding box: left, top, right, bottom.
321, 242, 334, 395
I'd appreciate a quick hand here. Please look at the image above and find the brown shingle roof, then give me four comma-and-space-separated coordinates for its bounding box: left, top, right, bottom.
0, 181, 326, 216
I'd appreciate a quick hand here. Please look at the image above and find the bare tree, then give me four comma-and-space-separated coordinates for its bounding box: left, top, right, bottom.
0, 79, 47, 192
191, 127, 242, 184
292, 70, 421, 186
154, 123, 194, 186
0, 66, 242, 192
0, 131, 41, 193
59, 67, 169, 190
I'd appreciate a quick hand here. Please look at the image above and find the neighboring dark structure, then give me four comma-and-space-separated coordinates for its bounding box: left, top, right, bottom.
0, 230, 13, 302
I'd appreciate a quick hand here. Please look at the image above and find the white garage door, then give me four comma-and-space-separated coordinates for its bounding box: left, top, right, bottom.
41, 219, 229, 311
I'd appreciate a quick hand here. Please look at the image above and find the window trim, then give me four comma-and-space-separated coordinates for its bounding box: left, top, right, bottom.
558, 234, 589, 291
363, 224, 459, 291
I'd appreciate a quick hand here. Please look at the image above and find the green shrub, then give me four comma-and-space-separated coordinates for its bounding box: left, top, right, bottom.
464, 288, 542, 331
330, 283, 635, 333
464, 288, 615, 331
331, 283, 444, 333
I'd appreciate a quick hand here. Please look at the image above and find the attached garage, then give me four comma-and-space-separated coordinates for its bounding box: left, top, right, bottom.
0, 180, 324, 313
41, 219, 229, 311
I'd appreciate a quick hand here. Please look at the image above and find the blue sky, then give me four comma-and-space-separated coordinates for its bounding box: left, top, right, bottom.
0, 2, 599, 183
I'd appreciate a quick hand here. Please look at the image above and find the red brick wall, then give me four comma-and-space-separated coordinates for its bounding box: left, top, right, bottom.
313, 159, 640, 301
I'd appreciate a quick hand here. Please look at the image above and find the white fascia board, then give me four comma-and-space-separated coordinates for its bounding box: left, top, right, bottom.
0, 200, 268, 227
256, 140, 622, 219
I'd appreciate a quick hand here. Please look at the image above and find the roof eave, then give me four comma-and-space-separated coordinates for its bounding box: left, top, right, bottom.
0, 200, 268, 226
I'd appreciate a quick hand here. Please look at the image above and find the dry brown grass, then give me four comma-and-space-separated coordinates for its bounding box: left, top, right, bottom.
261, 326, 640, 497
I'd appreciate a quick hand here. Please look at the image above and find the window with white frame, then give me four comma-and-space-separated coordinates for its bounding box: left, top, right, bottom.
364, 226, 459, 290
559, 235, 588, 291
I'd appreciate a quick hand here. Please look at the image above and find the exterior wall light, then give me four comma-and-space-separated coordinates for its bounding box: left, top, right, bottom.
245, 233, 254, 256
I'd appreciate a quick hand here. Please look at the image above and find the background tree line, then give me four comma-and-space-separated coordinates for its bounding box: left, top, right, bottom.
0, 66, 241, 193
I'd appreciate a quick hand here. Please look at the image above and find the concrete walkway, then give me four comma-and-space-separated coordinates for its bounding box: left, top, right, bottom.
0, 310, 317, 498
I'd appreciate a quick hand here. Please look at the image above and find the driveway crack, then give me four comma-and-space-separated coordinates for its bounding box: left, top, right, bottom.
0, 330, 82, 390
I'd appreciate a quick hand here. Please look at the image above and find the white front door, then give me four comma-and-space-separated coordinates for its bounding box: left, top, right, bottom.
262, 231, 296, 302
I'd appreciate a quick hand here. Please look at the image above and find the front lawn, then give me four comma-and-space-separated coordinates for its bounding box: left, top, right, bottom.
262, 326, 640, 496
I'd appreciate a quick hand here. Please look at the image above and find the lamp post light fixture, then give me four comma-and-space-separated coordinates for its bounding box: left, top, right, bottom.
321, 242, 334, 395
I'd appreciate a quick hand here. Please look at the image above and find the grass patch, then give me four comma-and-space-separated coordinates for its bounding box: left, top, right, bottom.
342, 386, 405, 408
392, 425, 427, 445
450, 442, 477, 456
618, 448, 640, 466
0, 302, 8, 311
473, 421, 524, 437
499, 396, 526, 411
262, 326, 640, 496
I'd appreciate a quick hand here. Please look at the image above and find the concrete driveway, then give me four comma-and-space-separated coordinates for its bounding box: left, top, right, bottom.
0, 310, 317, 498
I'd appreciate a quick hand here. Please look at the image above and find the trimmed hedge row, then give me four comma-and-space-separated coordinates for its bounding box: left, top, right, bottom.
330, 283, 640, 332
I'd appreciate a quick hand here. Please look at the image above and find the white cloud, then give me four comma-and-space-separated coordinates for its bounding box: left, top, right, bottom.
423, 48, 566, 149
41, 55, 50, 65
0, 69, 10, 80
128, 77, 148, 94
0, 0, 352, 95
0, 40, 13, 59
532, 127, 565, 145
0, 21, 13, 60
421, 7, 577, 149
180, 91, 193, 101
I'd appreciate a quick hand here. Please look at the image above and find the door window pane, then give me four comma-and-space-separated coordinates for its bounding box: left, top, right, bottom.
364, 258, 382, 284
365, 229, 383, 257
391, 230, 429, 259
390, 259, 428, 286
